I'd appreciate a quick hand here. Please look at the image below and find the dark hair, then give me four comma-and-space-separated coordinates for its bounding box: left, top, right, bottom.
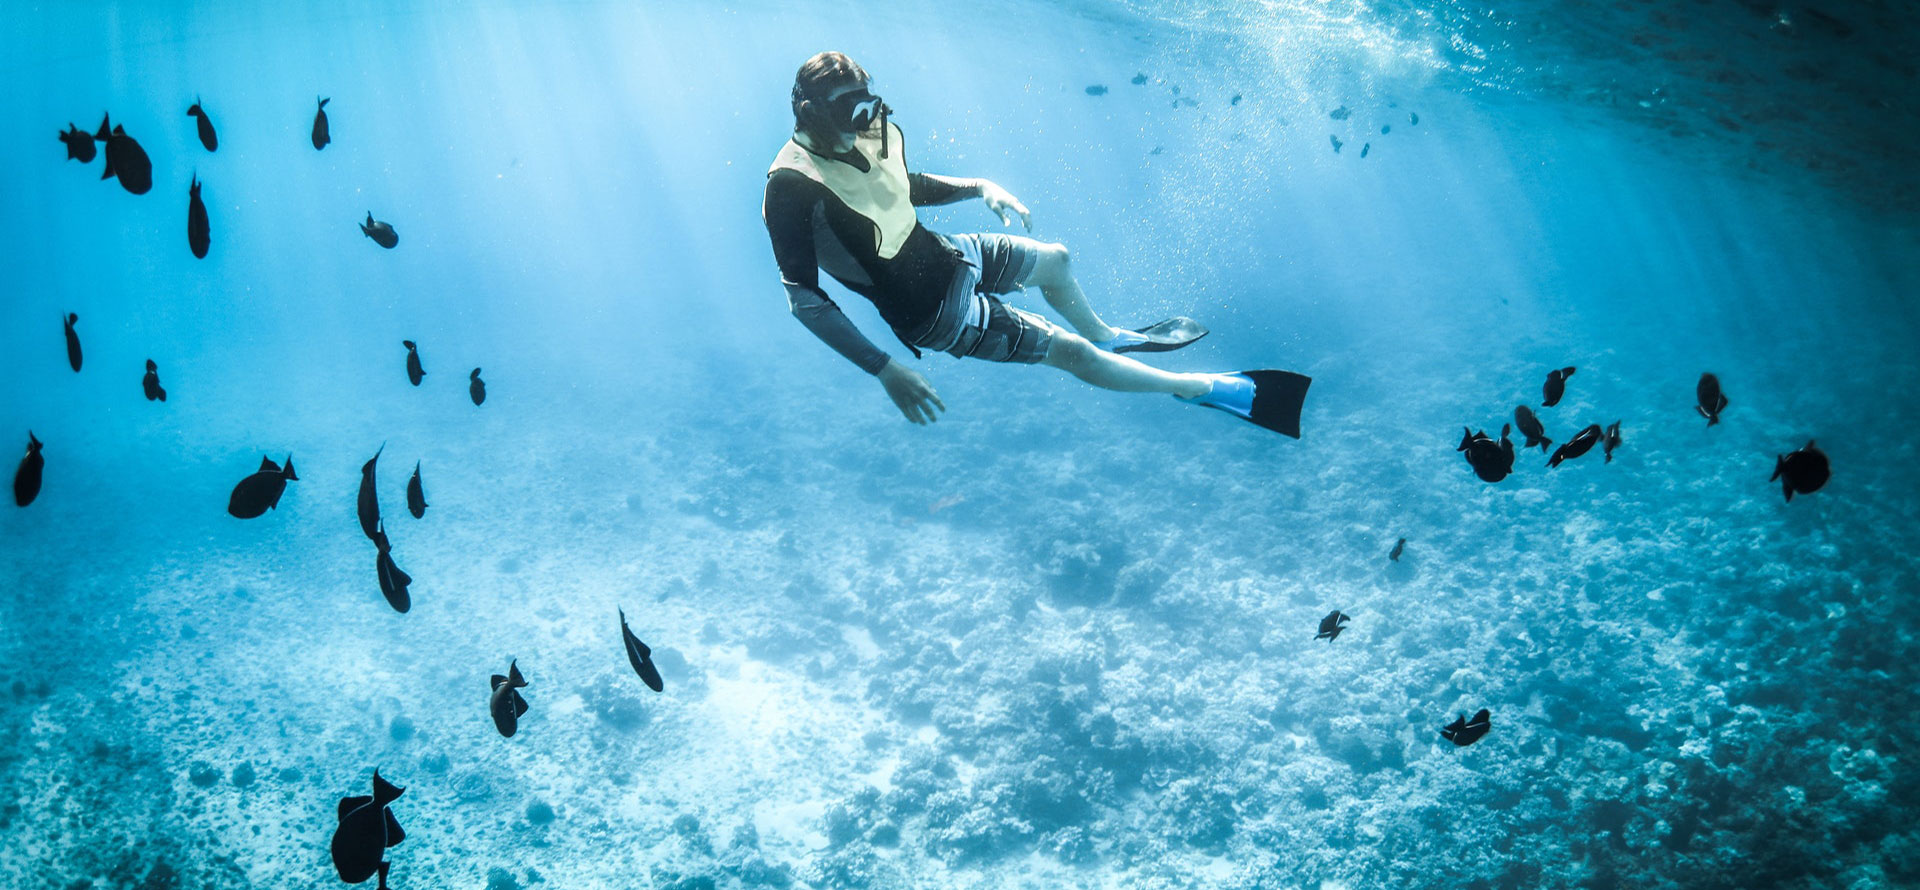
790, 51, 869, 120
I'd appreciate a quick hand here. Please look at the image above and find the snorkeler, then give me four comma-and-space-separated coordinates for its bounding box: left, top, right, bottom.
762, 52, 1309, 437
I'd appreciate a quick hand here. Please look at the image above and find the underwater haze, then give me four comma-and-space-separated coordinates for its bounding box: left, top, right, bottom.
4, 1, 1919, 888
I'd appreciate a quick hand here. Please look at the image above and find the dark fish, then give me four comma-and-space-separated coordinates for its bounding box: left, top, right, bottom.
1171, 97, 1198, 109
1695, 372, 1728, 426
227, 455, 297, 519
619, 608, 664, 693
1541, 366, 1576, 407
1513, 405, 1552, 452
469, 368, 486, 406
1771, 440, 1830, 502
489, 659, 530, 738
1457, 425, 1516, 483
1359, 143, 1370, 158
1389, 537, 1405, 562
372, 520, 412, 613
406, 461, 426, 519
187, 174, 210, 259
1548, 423, 1603, 468
95, 115, 153, 195
1329, 134, 1343, 153
403, 340, 425, 386
1410, 112, 1419, 125
186, 96, 217, 151
358, 444, 384, 542
1329, 105, 1351, 120
1085, 85, 1108, 96
1230, 94, 1242, 105
330, 769, 405, 886
1381, 124, 1391, 134
13, 432, 44, 508
63, 312, 81, 372
59, 123, 97, 162
142, 359, 167, 402
1603, 421, 1622, 463
1315, 610, 1349, 642
312, 97, 331, 150
1439, 708, 1491, 747
1131, 73, 1148, 85
361, 212, 398, 249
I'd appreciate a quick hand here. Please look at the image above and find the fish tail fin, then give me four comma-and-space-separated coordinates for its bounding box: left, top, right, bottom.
403, 340, 415, 349
491, 674, 506, 690
371, 769, 404, 805
1563, 366, 1576, 377
283, 456, 297, 480
157, 387, 167, 402
1541, 436, 1553, 453
95, 113, 110, 140
508, 660, 526, 687
318, 96, 329, 109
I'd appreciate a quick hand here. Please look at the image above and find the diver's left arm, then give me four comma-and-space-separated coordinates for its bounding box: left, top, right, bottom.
908, 173, 1031, 232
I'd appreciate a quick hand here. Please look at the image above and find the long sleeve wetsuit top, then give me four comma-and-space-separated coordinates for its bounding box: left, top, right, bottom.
762, 143, 976, 374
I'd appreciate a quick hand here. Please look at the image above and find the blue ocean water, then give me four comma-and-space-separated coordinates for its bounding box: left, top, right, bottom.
3, 1, 1917, 888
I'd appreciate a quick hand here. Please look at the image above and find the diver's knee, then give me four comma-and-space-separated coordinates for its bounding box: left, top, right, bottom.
1043, 331, 1095, 369
1031, 241, 1072, 288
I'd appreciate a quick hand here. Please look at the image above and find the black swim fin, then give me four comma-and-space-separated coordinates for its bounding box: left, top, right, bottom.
1113, 316, 1209, 354
1243, 369, 1312, 438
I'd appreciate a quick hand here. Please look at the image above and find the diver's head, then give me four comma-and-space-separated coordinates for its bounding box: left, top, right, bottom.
791, 51, 885, 152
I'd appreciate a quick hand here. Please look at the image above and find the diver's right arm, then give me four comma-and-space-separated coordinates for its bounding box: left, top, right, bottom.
765, 174, 944, 423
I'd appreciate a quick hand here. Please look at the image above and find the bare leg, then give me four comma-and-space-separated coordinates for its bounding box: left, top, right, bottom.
1025, 242, 1121, 342
1042, 333, 1213, 398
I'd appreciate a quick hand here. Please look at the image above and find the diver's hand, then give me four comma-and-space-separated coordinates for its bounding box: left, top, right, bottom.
877, 359, 945, 425
978, 180, 1031, 232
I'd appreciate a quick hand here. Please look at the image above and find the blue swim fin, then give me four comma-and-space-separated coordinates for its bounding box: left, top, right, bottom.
1178, 369, 1311, 438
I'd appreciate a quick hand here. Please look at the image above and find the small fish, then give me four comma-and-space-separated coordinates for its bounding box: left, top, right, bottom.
1085, 85, 1108, 96
13, 432, 44, 508
1171, 97, 1198, 108
1389, 537, 1405, 562
358, 444, 384, 542
1360, 142, 1370, 158
1695, 372, 1728, 426
186, 96, 217, 151
1547, 423, 1604, 468
619, 608, 664, 693
1771, 440, 1830, 502
1381, 124, 1391, 134
330, 769, 406, 887
227, 455, 297, 519
403, 340, 425, 386
1148, 146, 1164, 156
1458, 425, 1516, 483
1410, 112, 1419, 125
489, 659, 530, 738
1513, 405, 1553, 452
1230, 94, 1242, 105
58, 123, 97, 162
1130, 73, 1148, 85
1315, 610, 1349, 642
1439, 709, 1491, 746
372, 520, 412, 613
469, 368, 486, 406
1541, 366, 1576, 407
312, 97, 331, 150
1330, 134, 1343, 153
187, 174, 210, 259
361, 212, 398, 249
142, 359, 167, 402
63, 313, 82, 372
1329, 105, 1351, 120
406, 461, 427, 519
1603, 421, 1622, 463
95, 115, 153, 195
